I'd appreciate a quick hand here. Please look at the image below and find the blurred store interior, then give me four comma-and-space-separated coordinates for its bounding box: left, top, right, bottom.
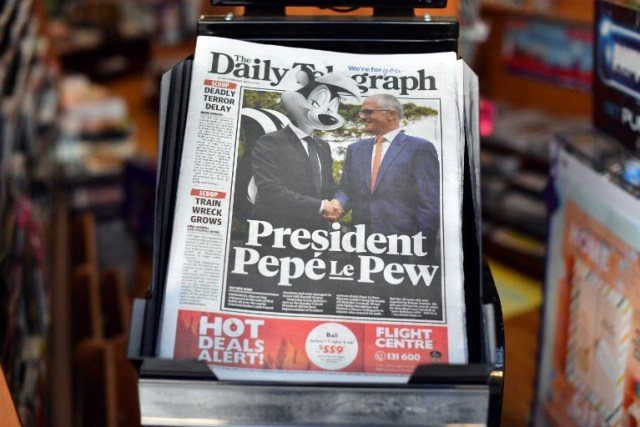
1, 0, 638, 426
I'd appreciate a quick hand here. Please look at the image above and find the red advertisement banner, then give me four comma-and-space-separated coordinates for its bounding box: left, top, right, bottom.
175, 310, 448, 375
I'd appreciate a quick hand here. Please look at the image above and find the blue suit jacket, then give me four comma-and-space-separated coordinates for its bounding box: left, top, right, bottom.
335, 131, 440, 241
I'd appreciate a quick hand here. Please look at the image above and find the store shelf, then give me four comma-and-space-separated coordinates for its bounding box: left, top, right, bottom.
476, 1, 593, 116
481, 0, 594, 24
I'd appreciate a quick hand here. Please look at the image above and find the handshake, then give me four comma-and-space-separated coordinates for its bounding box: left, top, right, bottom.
322, 199, 344, 221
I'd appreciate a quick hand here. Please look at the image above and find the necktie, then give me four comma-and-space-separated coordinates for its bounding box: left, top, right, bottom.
304, 136, 322, 194
370, 136, 384, 192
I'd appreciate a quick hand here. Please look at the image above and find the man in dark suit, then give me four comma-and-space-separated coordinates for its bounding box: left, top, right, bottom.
251, 123, 338, 231
249, 72, 361, 231
331, 94, 440, 246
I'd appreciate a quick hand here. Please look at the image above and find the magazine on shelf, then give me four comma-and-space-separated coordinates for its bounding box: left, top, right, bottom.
153, 36, 479, 383
535, 144, 640, 426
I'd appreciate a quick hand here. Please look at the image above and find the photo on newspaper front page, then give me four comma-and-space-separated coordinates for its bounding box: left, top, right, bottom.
157, 36, 471, 382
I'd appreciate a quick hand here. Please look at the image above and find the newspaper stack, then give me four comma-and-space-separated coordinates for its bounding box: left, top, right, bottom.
152, 36, 480, 383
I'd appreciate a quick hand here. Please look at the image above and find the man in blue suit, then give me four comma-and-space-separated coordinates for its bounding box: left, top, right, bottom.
330, 94, 440, 254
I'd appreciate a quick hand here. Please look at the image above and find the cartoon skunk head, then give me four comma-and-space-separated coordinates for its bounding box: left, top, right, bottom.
281, 70, 361, 132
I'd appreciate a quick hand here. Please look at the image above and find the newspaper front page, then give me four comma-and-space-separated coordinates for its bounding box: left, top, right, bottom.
157, 36, 471, 382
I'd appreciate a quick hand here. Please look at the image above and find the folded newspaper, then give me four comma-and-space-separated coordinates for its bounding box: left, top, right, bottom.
156, 36, 478, 383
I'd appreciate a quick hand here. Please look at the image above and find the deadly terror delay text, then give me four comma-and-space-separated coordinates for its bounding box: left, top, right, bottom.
232, 220, 440, 287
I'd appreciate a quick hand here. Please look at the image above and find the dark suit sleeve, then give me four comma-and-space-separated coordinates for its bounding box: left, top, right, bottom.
252, 133, 322, 215
415, 140, 440, 241
318, 139, 337, 200
333, 144, 354, 211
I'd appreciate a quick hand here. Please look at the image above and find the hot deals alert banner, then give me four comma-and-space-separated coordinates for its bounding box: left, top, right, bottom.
175, 310, 448, 375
